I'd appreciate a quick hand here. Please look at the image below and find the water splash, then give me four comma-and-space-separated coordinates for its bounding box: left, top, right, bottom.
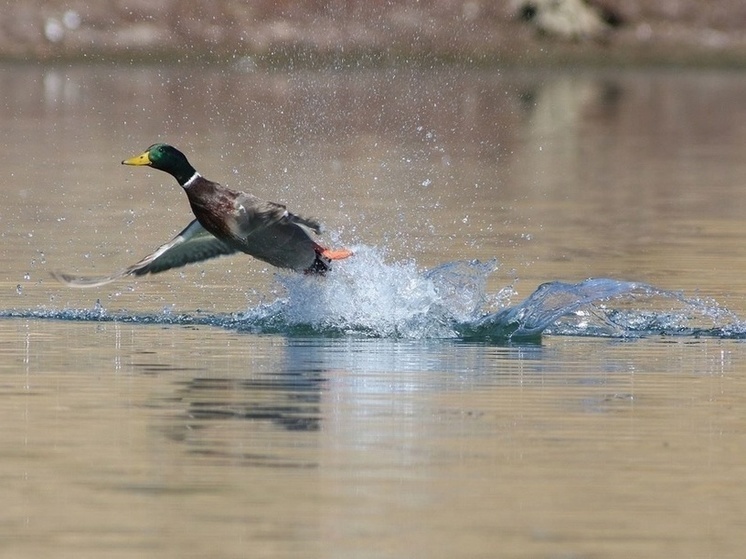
461, 278, 743, 341
3, 246, 746, 342
235, 247, 501, 338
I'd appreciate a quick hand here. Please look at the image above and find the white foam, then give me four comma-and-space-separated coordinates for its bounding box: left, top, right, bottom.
239, 246, 502, 339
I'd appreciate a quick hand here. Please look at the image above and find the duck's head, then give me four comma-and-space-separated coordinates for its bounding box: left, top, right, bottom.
123, 143, 197, 186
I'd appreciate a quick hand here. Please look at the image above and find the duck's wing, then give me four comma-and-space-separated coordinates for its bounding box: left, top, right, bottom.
285, 211, 323, 235
52, 220, 239, 288
236, 194, 323, 236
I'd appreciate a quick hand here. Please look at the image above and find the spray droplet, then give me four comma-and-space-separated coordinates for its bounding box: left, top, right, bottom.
63, 10, 81, 30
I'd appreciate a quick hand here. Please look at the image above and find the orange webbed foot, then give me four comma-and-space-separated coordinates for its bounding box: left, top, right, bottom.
320, 248, 354, 261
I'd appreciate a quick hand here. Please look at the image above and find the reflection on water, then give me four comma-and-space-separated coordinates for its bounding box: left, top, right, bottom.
3, 64, 746, 557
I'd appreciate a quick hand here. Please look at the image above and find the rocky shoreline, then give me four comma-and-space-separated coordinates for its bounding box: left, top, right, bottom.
3, 0, 746, 66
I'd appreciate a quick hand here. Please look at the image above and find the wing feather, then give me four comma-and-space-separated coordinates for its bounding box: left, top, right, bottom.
235, 194, 323, 236
52, 220, 238, 288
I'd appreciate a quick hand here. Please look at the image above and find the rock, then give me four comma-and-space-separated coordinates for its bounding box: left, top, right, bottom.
513, 0, 610, 40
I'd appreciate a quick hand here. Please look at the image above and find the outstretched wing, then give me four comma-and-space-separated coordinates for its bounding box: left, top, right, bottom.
52, 219, 239, 288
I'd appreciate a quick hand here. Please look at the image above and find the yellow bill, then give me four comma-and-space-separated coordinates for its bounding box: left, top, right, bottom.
122, 151, 151, 166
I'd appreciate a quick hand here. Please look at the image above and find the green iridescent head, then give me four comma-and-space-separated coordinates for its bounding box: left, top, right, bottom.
122, 143, 197, 186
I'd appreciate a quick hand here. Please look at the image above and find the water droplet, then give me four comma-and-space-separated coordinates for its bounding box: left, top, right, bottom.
44, 18, 64, 42
63, 10, 81, 30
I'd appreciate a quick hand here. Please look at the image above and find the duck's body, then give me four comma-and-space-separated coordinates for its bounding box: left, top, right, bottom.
183, 171, 327, 271
53, 144, 352, 287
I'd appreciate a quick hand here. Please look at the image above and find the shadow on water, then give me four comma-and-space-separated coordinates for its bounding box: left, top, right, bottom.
2, 246, 744, 343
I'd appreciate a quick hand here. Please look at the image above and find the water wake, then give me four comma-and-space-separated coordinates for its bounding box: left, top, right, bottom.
4, 246, 745, 342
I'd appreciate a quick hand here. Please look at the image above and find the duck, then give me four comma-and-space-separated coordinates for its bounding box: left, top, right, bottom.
53, 143, 352, 287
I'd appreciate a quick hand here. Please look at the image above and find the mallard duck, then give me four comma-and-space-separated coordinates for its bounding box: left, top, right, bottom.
53, 143, 352, 287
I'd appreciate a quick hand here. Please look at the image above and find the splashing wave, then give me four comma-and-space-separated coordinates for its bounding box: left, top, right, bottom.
4, 246, 745, 342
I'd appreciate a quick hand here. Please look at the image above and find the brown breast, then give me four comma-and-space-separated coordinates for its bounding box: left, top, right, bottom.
185, 178, 240, 242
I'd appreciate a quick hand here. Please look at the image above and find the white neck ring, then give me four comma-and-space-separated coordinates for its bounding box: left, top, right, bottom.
183, 172, 201, 188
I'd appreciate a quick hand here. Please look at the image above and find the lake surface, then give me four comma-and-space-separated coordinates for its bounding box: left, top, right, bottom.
2, 63, 746, 557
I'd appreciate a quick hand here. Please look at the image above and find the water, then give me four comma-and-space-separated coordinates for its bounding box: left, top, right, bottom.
3, 63, 746, 557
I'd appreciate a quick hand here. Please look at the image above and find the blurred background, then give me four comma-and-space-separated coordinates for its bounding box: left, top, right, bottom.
3, 0, 746, 65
